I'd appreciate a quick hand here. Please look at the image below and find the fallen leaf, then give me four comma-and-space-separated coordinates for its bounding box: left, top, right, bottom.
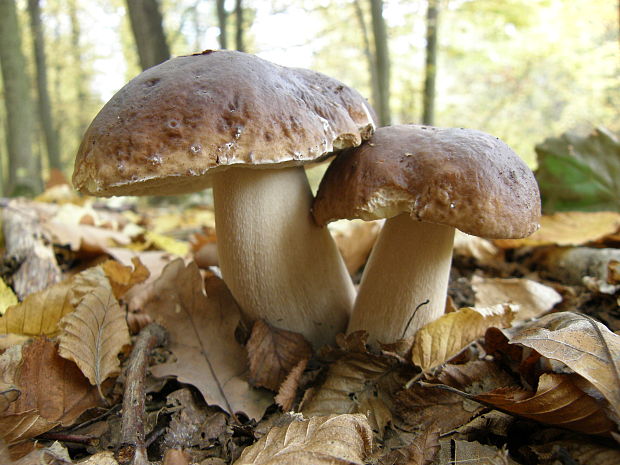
102, 257, 150, 299
453, 231, 501, 265
0, 410, 58, 445
443, 440, 519, 465
300, 339, 399, 435
141, 231, 190, 256
495, 211, 620, 248
529, 437, 620, 465
0, 279, 18, 315
6, 441, 73, 465
472, 276, 562, 321
247, 320, 313, 391
1, 338, 102, 440
276, 359, 308, 412
475, 373, 615, 436
329, 219, 382, 275
77, 450, 119, 464
379, 426, 440, 465
147, 259, 271, 420
411, 305, 516, 371
58, 285, 130, 395
233, 414, 373, 465
44, 219, 131, 253
509, 312, 620, 419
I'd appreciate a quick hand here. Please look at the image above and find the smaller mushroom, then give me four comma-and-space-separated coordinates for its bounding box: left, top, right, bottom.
313, 125, 541, 344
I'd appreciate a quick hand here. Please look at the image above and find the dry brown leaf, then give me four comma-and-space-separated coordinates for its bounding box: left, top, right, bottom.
0, 384, 20, 414
77, 451, 119, 464
329, 219, 382, 275
475, 373, 615, 436
380, 426, 440, 465
447, 440, 519, 465
147, 259, 271, 420
58, 285, 130, 394
102, 257, 150, 299
411, 305, 516, 371
233, 414, 373, 465
509, 312, 620, 419
275, 359, 308, 412
1, 338, 101, 440
300, 345, 397, 435
472, 276, 562, 321
247, 320, 313, 392
494, 211, 620, 248
453, 231, 501, 265
0, 410, 58, 445
6, 441, 73, 465
529, 438, 620, 465
44, 219, 131, 253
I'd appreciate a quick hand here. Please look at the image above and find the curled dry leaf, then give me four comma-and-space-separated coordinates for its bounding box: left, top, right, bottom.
529, 438, 620, 465
509, 312, 620, 419
275, 359, 308, 412
411, 305, 516, 371
58, 284, 130, 394
147, 259, 271, 420
102, 257, 150, 299
472, 276, 562, 321
233, 414, 373, 465
0, 338, 101, 443
247, 320, 313, 392
475, 373, 616, 436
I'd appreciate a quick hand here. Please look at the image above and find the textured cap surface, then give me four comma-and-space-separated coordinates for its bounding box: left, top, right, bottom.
313, 125, 541, 239
73, 50, 375, 196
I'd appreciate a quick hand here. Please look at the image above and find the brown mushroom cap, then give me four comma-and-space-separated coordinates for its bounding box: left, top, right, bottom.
72, 50, 375, 196
313, 125, 541, 239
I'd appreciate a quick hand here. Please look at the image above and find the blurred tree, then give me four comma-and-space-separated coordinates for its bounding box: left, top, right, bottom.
217, 0, 228, 49
353, 0, 379, 120
68, 0, 89, 139
0, 0, 42, 195
369, 0, 390, 126
126, 0, 170, 70
422, 0, 439, 125
235, 0, 244, 51
27, 0, 61, 171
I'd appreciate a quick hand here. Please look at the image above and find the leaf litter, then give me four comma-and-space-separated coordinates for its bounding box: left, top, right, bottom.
0, 192, 619, 464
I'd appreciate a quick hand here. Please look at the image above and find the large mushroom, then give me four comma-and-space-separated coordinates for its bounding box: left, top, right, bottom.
313, 125, 541, 344
73, 50, 376, 348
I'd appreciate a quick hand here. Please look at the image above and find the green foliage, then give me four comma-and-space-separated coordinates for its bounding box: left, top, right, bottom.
535, 127, 620, 213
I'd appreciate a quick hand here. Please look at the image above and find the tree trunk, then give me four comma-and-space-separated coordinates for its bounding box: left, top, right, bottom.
216, 0, 228, 49
422, 0, 439, 125
369, 0, 390, 126
353, 0, 380, 122
68, 0, 89, 139
0, 0, 43, 195
125, 0, 170, 71
27, 0, 62, 171
234, 0, 244, 52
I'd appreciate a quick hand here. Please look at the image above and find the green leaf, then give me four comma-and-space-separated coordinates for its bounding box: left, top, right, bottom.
535, 127, 620, 212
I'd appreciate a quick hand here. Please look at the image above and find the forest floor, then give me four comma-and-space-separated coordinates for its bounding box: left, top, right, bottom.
0, 184, 619, 465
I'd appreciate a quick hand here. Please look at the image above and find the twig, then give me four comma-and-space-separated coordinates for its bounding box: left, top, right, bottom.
37, 432, 98, 446
116, 323, 168, 465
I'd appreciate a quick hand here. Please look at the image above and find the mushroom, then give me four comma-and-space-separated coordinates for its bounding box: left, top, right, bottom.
73, 50, 376, 348
312, 125, 541, 344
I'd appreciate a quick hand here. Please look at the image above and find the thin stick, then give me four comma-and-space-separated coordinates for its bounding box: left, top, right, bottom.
116, 323, 168, 465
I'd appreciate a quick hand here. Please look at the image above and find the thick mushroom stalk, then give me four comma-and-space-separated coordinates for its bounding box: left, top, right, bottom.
347, 214, 454, 343
212, 166, 355, 348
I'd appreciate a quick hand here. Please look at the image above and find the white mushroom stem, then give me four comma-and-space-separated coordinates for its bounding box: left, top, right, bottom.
347, 213, 455, 344
212, 166, 355, 348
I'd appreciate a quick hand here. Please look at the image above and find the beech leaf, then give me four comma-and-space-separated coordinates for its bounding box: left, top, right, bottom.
0, 338, 101, 443
233, 414, 373, 465
509, 312, 620, 418
475, 373, 616, 436
412, 305, 516, 371
247, 320, 313, 392
102, 257, 150, 299
58, 284, 130, 393
275, 359, 308, 412
147, 259, 271, 420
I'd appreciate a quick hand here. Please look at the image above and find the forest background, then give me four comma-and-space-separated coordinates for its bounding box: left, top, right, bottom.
0, 0, 618, 199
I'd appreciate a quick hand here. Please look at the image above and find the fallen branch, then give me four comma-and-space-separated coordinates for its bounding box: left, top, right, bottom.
117, 323, 168, 465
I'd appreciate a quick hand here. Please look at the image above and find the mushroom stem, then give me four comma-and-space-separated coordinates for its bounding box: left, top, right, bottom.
212, 166, 355, 348
347, 213, 455, 343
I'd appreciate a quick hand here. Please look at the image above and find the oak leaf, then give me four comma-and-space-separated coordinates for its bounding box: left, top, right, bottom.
509, 312, 620, 419
58, 285, 130, 395
233, 414, 373, 465
147, 259, 271, 420
411, 305, 516, 371
247, 320, 312, 392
